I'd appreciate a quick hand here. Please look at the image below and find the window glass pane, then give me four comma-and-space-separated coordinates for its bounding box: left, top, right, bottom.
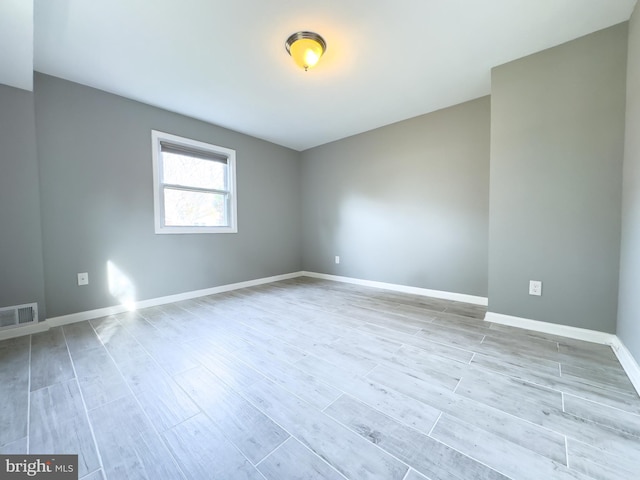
162, 151, 227, 190
163, 188, 228, 227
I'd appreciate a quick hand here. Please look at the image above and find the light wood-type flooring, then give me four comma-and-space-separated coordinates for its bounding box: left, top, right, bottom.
1, 277, 639, 479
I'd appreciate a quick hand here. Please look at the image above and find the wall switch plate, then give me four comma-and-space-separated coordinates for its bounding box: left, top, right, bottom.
77, 272, 89, 286
529, 280, 542, 296
335, 256, 340, 264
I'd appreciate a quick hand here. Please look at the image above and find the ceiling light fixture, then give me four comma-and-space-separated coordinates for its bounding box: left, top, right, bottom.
285, 31, 326, 71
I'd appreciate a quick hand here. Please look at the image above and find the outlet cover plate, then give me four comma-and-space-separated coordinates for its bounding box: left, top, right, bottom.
77, 272, 89, 286
529, 280, 542, 296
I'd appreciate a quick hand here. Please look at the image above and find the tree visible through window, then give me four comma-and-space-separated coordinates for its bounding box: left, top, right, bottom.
152, 131, 237, 234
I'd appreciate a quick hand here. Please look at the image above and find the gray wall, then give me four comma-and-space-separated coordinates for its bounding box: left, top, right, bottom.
488, 24, 628, 332
34, 74, 302, 318
301, 97, 490, 297
0, 85, 47, 320
1, 21, 634, 337
618, 5, 640, 360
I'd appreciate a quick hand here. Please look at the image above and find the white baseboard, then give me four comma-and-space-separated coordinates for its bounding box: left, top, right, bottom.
0, 320, 49, 341
610, 337, 640, 396
0, 272, 304, 340
47, 271, 304, 327
484, 312, 615, 345
0, 271, 487, 340
302, 271, 488, 306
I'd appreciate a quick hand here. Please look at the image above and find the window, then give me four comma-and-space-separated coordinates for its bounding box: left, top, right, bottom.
151, 130, 237, 234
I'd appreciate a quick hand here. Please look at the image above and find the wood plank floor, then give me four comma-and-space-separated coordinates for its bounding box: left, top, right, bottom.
1, 277, 639, 479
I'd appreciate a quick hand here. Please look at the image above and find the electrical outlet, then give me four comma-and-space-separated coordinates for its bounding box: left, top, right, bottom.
335, 256, 340, 264
529, 280, 542, 296
77, 272, 89, 286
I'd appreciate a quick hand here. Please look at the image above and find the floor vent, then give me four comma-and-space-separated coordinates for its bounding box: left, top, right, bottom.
0, 303, 38, 330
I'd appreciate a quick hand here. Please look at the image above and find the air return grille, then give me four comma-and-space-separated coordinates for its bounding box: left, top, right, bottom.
0, 303, 38, 330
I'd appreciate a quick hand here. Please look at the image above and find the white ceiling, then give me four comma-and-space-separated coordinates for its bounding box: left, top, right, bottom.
3, 1, 637, 150
0, 0, 33, 91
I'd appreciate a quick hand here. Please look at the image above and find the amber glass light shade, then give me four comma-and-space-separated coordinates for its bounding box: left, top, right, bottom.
285, 32, 326, 71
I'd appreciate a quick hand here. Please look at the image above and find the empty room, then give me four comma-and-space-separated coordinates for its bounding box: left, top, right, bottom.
2, 1, 640, 479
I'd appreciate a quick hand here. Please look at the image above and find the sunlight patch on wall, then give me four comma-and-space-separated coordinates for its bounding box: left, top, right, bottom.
107, 260, 137, 311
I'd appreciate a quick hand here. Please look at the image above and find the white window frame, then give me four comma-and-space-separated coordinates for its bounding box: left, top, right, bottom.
151, 130, 237, 234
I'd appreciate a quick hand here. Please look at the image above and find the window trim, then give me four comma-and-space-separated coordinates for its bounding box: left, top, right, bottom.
151, 130, 237, 234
